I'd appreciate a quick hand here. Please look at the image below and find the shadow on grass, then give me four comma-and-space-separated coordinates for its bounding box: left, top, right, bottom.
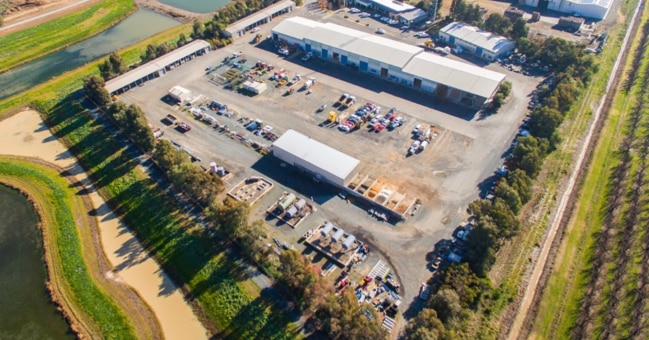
42, 93, 300, 336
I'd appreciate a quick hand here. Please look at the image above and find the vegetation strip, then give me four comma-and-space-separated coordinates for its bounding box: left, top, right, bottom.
0, 156, 137, 339
0, 0, 135, 74
526, 2, 649, 338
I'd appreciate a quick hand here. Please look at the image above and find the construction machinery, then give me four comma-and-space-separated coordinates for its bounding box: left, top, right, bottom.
327, 111, 338, 124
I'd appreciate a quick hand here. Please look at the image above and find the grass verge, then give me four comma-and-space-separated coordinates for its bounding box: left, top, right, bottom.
0, 24, 300, 339
0, 156, 137, 339
0, 0, 135, 74
530, 3, 649, 339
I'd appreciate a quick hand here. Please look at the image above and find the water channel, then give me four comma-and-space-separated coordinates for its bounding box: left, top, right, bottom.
0, 8, 180, 101
0, 185, 74, 339
159, 0, 231, 13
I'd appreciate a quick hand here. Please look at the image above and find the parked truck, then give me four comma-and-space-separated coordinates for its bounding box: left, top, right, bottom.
302, 77, 316, 90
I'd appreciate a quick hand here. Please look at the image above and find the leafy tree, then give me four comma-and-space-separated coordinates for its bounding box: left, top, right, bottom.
507, 169, 532, 203
528, 106, 563, 139
152, 140, 189, 172
499, 81, 512, 97
511, 18, 529, 39
405, 308, 446, 340
155, 42, 173, 58
554, 81, 579, 111
108, 52, 126, 76
216, 197, 249, 236
192, 20, 205, 39
512, 136, 549, 165
439, 263, 490, 307
317, 289, 387, 339
141, 44, 158, 63
278, 249, 317, 304
463, 218, 499, 276
483, 13, 511, 36
177, 33, 188, 47
494, 181, 522, 214
519, 149, 544, 178
489, 198, 520, 238
428, 289, 462, 327
83, 76, 111, 107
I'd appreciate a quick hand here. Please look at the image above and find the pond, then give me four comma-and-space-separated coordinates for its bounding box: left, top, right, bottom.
159, 0, 232, 14
0, 185, 74, 339
0, 8, 180, 101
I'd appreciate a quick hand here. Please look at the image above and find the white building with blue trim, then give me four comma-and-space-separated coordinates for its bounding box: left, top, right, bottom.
271, 17, 506, 108
438, 22, 515, 62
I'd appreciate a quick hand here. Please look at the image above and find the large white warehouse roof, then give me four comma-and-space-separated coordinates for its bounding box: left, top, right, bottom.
440, 22, 514, 54
344, 34, 423, 68
272, 17, 506, 98
402, 53, 506, 98
272, 129, 360, 183
305, 23, 367, 48
270, 16, 319, 41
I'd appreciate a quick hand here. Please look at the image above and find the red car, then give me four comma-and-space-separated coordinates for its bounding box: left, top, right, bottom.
374, 122, 385, 132
177, 122, 191, 132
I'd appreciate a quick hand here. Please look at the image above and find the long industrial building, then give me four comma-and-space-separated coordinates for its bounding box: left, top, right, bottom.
438, 22, 515, 61
524, 0, 612, 19
272, 129, 360, 187
223, 0, 295, 39
271, 17, 506, 108
105, 40, 211, 96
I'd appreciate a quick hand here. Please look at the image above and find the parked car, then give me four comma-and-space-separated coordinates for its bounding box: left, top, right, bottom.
349, 7, 361, 13
278, 48, 289, 56
359, 12, 371, 18
177, 122, 191, 132
301, 52, 313, 61
376, 28, 386, 34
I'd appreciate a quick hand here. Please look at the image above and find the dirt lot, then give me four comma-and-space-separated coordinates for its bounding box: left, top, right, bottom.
119, 2, 542, 312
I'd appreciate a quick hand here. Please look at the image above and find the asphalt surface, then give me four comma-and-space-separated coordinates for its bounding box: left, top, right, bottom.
119, 1, 543, 318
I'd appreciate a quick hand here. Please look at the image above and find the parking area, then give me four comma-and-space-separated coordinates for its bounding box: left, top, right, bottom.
118, 0, 543, 309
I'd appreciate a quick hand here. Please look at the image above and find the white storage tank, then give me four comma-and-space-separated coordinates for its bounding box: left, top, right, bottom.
321, 222, 334, 236
295, 198, 306, 210
332, 228, 345, 242
342, 234, 356, 250
285, 206, 298, 218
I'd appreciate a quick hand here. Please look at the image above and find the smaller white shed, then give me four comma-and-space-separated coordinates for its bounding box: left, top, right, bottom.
242, 80, 268, 94
168, 86, 191, 102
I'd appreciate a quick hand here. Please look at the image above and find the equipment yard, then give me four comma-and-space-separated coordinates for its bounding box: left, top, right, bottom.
118, 6, 542, 309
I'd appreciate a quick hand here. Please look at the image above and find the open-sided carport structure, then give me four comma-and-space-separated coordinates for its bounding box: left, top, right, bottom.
105, 40, 211, 96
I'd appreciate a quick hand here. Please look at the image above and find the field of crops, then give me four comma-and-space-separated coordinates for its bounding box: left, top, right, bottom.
530, 4, 649, 338
0, 157, 137, 339
0, 0, 135, 73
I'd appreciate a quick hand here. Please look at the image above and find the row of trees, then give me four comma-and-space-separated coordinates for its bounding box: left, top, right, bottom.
405, 33, 597, 337
107, 102, 156, 153
202, 197, 386, 339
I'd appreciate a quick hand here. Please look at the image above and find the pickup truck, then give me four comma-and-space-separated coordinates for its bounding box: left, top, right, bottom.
165, 114, 178, 125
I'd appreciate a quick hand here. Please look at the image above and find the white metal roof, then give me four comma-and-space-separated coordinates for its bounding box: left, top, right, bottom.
226, 0, 295, 34
399, 8, 428, 21
402, 52, 506, 98
273, 129, 360, 182
344, 34, 423, 68
105, 40, 210, 94
440, 22, 514, 53
271, 16, 320, 41
305, 23, 368, 49
369, 0, 415, 12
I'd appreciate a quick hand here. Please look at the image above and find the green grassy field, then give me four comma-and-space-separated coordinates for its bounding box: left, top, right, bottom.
0, 24, 300, 338
0, 157, 137, 339
460, 1, 642, 338
0, 0, 135, 73
530, 3, 649, 339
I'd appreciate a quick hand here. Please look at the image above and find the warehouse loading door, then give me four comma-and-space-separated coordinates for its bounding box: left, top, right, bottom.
341, 55, 348, 64
414, 78, 422, 89
380, 68, 388, 78
360, 61, 368, 71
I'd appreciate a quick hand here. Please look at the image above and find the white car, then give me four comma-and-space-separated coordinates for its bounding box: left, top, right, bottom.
349, 7, 361, 13
376, 28, 385, 34
278, 48, 289, 56
250, 27, 260, 33
374, 13, 382, 18
359, 12, 371, 18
